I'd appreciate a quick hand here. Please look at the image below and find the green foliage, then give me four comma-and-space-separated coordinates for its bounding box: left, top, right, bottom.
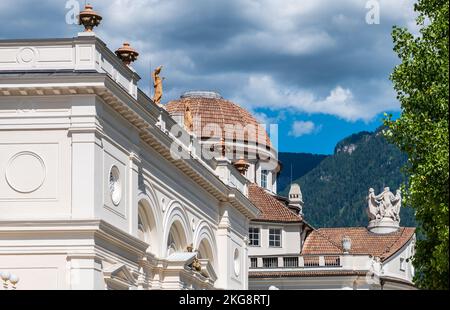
282, 129, 415, 228
384, 0, 449, 290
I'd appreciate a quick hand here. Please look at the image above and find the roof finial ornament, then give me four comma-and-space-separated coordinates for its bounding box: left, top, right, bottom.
234, 158, 249, 175
115, 42, 139, 66
78, 4, 102, 32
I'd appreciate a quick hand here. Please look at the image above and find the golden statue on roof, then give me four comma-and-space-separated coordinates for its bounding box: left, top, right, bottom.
184, 103, 194, 132
152, 65, 164, 104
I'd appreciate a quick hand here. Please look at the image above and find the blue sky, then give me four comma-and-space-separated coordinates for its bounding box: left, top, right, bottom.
0, 0, 418, 154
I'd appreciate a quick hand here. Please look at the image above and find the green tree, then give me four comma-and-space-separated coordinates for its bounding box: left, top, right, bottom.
384, 0, 449, 289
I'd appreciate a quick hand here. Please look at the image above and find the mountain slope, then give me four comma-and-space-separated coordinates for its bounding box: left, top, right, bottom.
277, 152, 328, 194
282, 129, 416, 228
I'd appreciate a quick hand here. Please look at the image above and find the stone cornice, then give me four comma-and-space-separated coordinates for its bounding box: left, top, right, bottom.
0, 72, 259, 219
0, 219, 149, 256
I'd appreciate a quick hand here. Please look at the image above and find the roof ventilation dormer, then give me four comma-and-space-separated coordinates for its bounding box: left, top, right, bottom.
342, 236, 352, 254
288, 183, 304, 215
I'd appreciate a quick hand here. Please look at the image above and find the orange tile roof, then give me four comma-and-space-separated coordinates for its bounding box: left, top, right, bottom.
166, 97, 271, 147
301, 227, 415, 261
248, 184, 302, 223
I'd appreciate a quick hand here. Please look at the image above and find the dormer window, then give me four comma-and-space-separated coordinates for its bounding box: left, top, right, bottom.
261, 170, 268, 189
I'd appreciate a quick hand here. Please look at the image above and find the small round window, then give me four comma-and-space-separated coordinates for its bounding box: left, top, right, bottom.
233, 248, 240, 277
109, 166, 121, 206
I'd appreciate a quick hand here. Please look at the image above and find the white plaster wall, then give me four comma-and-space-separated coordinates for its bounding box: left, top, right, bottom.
0, 254, 69, 290
249, 276, 363, 290
0, 96, 73, 220
215, 205, 249, 290
248, 222, 302, 257
382, 239, 415, 283
0, 90, 250, 289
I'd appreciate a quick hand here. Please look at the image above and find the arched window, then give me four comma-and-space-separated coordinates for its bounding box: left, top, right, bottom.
137, 201, 158, 254
167, 231, 178, 255
137, 212, 146, 242
166, 221, 188, 256
197, 239, 215, 268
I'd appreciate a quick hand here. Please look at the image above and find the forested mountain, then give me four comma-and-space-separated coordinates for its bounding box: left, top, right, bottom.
277, 152, 328, 193
279, 129, 416, 228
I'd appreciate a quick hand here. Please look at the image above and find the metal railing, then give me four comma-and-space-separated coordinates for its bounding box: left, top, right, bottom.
262, 257, 278, 268
249, 255, 343, 269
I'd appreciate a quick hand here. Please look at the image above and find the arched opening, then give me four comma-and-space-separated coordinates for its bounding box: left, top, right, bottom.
137, 200, 158, 254
197, 238, 215, 268
166, 220, 188, 256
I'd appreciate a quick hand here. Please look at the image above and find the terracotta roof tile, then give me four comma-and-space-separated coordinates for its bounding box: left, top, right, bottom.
248, 184, 302, 223
302, 227, 415, 261
166, 97, 271, 147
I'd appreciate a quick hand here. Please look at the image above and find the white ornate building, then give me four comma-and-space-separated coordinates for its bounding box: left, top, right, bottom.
247, 185, 416, 290
0, 28, 261, 290
0, 6, 416, 290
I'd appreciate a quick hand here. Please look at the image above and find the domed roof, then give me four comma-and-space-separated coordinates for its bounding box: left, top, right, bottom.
166, 91, 271, 147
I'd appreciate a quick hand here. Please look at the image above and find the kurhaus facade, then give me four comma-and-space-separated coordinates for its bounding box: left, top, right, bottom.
0, 29, 259, 289
0, 6, 416, 290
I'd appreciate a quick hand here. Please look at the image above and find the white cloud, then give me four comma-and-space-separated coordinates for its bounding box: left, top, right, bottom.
226, 30, 336, 56
252, 111, 286, 125
289, 121, 321, 137
233, 74, 398, 122
0, 0, 415, 121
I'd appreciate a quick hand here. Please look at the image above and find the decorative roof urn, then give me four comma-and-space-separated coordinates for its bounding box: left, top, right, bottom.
115, 42, 139, 66
234, 158, 249, 175
78, 4, 102, 32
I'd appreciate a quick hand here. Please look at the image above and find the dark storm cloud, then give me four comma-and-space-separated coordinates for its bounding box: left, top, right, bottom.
0, 0, 417, 121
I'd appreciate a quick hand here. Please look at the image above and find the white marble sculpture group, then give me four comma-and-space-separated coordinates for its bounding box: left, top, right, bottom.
367, 187, 402, 223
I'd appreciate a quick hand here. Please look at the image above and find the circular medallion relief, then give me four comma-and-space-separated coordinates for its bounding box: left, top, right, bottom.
17, 47, 38, 64
6, 151, 46, 193
233, 248, 240, 277
109, 166, 122, 206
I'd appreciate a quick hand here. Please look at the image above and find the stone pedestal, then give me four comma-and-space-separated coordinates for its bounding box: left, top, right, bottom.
368, 218, 399, 234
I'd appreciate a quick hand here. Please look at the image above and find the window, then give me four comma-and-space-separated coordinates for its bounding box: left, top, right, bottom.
249, 227, 260, 246
283, 257, 298, 268
269, 228, 281, 247
250, 257, 258, 269
261, 170, 268, 189
262, 257, 278, 268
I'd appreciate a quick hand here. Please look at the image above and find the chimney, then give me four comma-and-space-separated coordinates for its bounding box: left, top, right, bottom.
342, 236, 352, 254
288, 183, 304, 215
